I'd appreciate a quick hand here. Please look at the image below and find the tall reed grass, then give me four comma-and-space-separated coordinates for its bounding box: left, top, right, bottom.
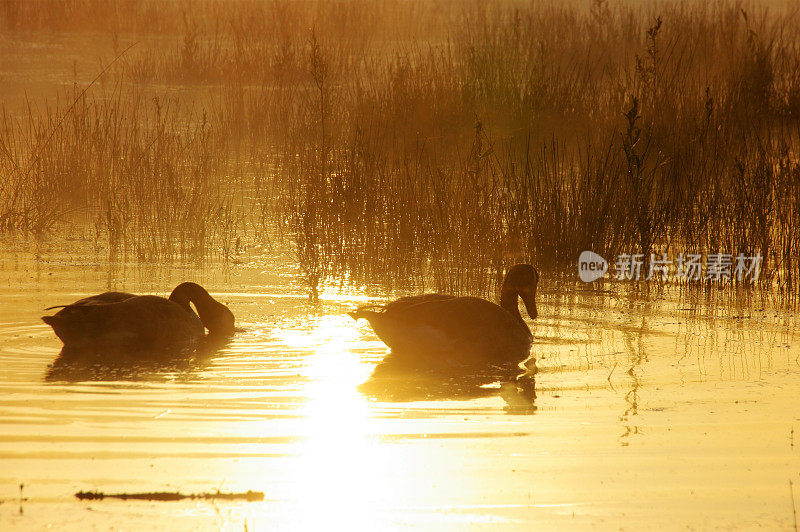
221, 0, 800, 297
1, 0, 799, 298
0, 86, 240, 261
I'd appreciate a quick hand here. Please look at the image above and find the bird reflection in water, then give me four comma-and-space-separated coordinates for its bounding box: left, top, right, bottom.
348, 264, 539, 411
44, 334, 233, 382
358, 355, 537, 413
40, 282, 236, 382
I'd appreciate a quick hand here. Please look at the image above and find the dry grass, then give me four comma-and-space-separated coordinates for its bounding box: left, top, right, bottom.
0, 86, 240, 261
1, 0, 799, 296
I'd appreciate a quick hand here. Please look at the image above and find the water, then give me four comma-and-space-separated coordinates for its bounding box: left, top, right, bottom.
1, 242, 799, 530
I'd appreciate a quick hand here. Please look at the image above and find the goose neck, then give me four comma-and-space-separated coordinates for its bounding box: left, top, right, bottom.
500, 287, 525, 326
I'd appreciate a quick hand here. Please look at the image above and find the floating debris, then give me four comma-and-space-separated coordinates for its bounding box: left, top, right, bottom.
75, 490, 264, 502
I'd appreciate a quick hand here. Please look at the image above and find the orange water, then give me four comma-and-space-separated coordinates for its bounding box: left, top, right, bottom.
1, 244, 799, 530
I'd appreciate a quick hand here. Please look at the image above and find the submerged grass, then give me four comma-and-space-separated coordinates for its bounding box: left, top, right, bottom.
1, 0, 799, 296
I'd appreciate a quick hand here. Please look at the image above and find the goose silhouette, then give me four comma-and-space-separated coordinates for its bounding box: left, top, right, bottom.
349, 264, 538, 367
42, 282, 234, 355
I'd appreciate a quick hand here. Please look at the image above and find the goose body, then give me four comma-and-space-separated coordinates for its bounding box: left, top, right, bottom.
350, 264, 539, 366
42, 282, 234, 354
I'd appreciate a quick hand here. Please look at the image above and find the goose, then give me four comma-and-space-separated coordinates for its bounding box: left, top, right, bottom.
349, 264, 538, 366
42, 282, 234, 354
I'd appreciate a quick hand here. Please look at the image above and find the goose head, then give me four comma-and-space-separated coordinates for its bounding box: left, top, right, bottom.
169, 282, 235, 337
500, 264, 539, 321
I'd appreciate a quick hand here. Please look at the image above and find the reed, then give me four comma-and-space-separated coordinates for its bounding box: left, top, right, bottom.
1, 0, 799, 296
244, 1, 800, 294
0, 86, 239, 261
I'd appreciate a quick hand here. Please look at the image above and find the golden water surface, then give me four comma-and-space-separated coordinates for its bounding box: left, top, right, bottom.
1, 243, 799, 530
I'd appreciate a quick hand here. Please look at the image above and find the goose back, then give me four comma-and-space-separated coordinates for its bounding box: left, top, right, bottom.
42, 283, 233, 356
350, 264, 538, 366
356, 296, 532, 365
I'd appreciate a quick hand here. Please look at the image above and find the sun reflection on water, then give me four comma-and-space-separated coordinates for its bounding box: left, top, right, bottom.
274, 314, 394, 527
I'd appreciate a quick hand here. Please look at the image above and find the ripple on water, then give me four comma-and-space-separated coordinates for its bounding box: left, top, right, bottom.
1, 260, 800, 530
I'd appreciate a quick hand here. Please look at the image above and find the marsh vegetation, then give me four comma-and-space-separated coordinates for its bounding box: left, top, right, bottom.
1, 0, 799, 297
3, 4, 800, 529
